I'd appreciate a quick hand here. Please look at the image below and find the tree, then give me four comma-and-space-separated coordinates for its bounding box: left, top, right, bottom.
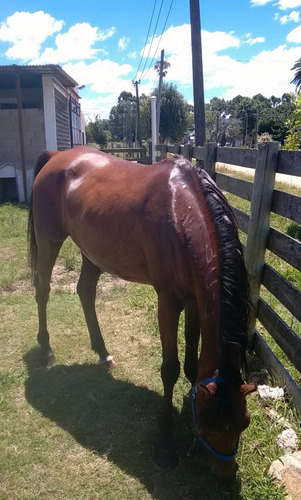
285, 92, 301, 150
86, 116, 111, 147
228, 95, 254, 145
140, 83, 189, 143
205, 98, 228, 143
157, 83, 189, 143
154, 58, 170, 77
291, 58, 301, 92
109, 92, 136, 145
258, 93, 294, 144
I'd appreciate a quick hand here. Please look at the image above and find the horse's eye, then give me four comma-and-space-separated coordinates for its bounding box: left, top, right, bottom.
225, 424, 231, 432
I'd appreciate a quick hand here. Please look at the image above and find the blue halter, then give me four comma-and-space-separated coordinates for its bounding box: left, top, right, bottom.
190, 374, 239, 462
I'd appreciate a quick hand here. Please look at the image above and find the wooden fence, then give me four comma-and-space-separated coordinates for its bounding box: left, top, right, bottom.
155, 142, 301, 414
100, 147, 147, 164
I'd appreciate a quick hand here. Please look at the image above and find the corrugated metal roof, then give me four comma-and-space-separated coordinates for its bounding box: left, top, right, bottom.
0, 64, 78, 88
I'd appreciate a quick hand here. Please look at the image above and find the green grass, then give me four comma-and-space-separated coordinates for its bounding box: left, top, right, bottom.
0, 202, 299, 499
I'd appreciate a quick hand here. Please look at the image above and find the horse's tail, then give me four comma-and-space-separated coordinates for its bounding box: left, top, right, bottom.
28, 151, 54, 282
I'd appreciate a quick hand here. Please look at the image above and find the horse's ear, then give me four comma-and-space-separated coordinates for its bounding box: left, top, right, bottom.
197, 383, 217, 401
240, 384, 257, 397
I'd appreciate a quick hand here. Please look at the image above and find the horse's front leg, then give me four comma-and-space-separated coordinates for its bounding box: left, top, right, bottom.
184, 299, 200, 385
77, 254, 116, 369
155, 292, 181, 469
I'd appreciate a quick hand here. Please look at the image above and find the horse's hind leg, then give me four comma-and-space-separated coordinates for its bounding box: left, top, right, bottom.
35, 240, 64, 365
77, 253, 116, 369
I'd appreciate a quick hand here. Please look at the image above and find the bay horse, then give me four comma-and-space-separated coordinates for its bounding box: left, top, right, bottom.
28, 146, 256, 480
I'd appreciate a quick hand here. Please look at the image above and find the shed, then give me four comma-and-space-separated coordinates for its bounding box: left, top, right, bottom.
0, 64, 86, 202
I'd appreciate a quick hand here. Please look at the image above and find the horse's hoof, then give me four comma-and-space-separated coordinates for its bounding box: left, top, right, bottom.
97, 356, 117, 370
40, 350, 56, 366
155, 442, 179, 469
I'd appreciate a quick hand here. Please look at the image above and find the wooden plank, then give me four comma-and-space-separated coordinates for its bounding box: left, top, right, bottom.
192, 146, 205, 161
244, 142, 279, 338
257, 299, 301, 372
216, 173, 253, 201
103, 148, 145, 154
216, 147, 257, 169
203, 142, 217, 179
272, 190, 301, 224
180, 144, 192, 160
262, 263, 301, 322
231, 206, 249, 234
167, 144, 181, 155
277, 150, 301, 177
160, 144, 168, 159
267, 228, 301, 271
253, 331, 301, 416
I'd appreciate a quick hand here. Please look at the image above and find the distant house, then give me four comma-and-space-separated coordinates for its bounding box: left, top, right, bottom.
0, 64, 86, 202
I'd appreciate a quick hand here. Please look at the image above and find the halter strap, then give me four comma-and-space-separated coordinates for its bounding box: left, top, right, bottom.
190, 374, 239, 462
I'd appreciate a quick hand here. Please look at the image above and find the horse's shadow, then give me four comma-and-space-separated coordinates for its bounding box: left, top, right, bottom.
23, 348, 242, 500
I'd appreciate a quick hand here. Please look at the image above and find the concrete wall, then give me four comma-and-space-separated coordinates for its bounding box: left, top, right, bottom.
0, 108, 46, 165
0, 108, 45, 201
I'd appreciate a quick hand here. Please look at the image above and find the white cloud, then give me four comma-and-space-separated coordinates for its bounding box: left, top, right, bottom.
63, 59, 132, 93
0, 12, 116, 64
136, 24, 240, 85
65, 20, 301, 118
33, 23, 115, 64
287, 24, 301, 41
244, 36, 265, 45
277, 0, 301, 9
251, 0, 301, 7
275, 10, 300, 22
118, 37, 129, 51
128, 51, 139, 59
250, 0, 273, 5
221, 44, 299, 99
0, 11, 63, 60
136, 23, 298, 103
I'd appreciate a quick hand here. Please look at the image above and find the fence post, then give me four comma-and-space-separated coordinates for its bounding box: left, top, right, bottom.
203, 142, 217, 179
182, 143, 192, 161
161, 143, 168, 159
244, 142, 279, 343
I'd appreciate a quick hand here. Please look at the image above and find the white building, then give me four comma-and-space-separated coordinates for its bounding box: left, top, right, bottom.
0, 64, 86, 202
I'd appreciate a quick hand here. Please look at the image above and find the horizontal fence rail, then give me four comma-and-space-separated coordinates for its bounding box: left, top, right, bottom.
156, 142, 301, 414
100, 147, 147, 164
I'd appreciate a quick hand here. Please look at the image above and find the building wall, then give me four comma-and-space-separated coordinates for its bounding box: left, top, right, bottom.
0, 108, 45, 201
0, 108, 45, 165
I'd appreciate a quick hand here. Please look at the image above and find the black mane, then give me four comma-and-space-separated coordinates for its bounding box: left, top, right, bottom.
193, 163, 250, 374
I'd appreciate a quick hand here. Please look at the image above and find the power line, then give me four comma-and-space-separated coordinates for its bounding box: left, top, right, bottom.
140, 0, 174, 82
132, 0, 158, 83
139, 0, 165, 82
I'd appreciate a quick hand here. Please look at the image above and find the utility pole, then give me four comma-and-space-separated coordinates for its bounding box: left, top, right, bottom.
156, 49, 165, 142
151, 96, 157, 164
133, 80, 142, 147
190, 0, 206, 146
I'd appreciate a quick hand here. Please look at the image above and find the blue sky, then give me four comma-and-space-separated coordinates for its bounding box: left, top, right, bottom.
0, 0, 301, 119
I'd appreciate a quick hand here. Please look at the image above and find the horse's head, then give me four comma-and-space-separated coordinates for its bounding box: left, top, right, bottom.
192, 377, 256, 480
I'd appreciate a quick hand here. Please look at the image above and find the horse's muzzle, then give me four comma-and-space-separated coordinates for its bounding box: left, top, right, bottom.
208, 454, 239, 481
